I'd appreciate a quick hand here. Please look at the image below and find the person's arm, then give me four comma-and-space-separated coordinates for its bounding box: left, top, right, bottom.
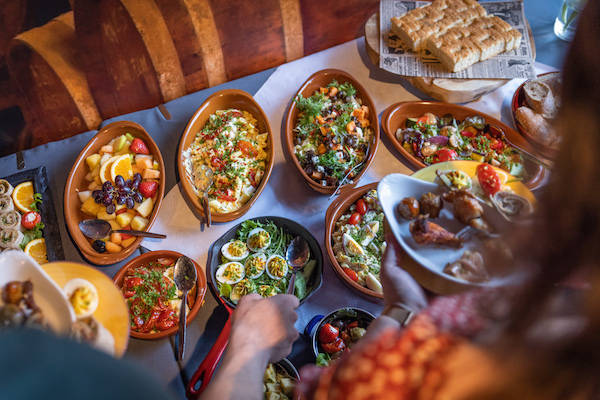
200, 294, 299, 400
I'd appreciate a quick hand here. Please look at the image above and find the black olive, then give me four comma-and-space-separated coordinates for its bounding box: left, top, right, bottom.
305, 166, 314, 175
92, 240, 106, 253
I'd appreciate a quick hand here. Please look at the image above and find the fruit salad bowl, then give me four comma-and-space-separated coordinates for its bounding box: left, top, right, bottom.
64, 121, 166, 265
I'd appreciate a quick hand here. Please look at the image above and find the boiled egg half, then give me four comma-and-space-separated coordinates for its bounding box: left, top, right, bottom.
221, 240, 249, 261
343, 233, 365, 257
64, 278, 99, 319
246, 228, 271, 252
216, 262, 245, 285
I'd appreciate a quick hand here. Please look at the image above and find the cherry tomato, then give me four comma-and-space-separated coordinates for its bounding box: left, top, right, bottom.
237, 140, 257, 157
123, 289, 135, 298
156, 309, 177, 331
347, 321, 359, 329
318, 323, 339, 344
461, 130, 475, 138
476, 163, 501, 196
355, 199, 367, 215
321, 337, 346, 354
433, 148, 458, 163
211, 156, 224, 170
21, 211, 41, 230
343, 267, 359, 282
490, 139, 504, 151
348, 212, 361, 225
141, 309, 161, 333
124, 276, 143, 289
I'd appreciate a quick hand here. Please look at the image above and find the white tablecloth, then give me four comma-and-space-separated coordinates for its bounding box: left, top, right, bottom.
144, 38, 554, 324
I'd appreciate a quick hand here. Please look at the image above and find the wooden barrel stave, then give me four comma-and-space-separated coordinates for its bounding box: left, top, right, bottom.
7, 12, 101, 148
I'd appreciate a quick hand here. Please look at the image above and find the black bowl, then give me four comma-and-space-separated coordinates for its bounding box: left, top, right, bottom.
206, 216, 323, 309
310, 307, 375, 358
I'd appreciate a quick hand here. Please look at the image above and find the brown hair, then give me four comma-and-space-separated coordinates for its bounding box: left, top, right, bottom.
472, 2, 600, 398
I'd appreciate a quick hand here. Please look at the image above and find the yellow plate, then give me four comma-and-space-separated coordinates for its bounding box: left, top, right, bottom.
42, 262, 130, 357
411, 160, 536, 205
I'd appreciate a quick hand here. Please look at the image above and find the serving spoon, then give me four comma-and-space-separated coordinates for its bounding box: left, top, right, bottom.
193, 164, 214, 227
174, 256, 197, 361
286, 236, 310, 294
79, 219, 166, 240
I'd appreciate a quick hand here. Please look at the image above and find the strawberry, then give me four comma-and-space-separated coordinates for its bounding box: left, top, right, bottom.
130, 138, 149, 154
139, 180, 158, 198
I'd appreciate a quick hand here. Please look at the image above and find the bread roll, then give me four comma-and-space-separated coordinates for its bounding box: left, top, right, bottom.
523, 81, 557, 119
515, 106, 559, 149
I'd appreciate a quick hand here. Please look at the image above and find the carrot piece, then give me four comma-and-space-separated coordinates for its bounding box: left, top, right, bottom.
346, 121, 356, 134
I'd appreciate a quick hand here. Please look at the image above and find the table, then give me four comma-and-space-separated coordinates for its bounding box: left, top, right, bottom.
0, 3, 567, 398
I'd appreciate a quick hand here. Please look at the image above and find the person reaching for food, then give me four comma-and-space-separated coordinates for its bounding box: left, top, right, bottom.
200, 294, 299, 400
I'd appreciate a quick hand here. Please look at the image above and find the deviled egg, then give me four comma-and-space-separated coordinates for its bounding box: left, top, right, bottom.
216, 262, 245, 285
230, 278, 256, 303
258, 285, 277, 298
221, 240, 249, 261
343, 233, 365, 257
247, 228, 271, 252
64, 278, 99, 319
245, 253, 267, 279
266, 255, 288, 280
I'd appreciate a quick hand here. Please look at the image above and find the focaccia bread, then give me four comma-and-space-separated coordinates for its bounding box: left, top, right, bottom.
426, 16, 522, 72
390, 0, 487, 51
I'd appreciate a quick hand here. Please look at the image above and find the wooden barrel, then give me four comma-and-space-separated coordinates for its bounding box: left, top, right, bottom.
74, 0, 379, 120
0, 0, 28, 63
7, 12, 101, 148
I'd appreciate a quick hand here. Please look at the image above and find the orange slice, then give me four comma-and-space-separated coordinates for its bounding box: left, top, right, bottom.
25, 238, 48, 264
99, 155, 119, 183
12, 181, 35, 213
110, 155, 133, 182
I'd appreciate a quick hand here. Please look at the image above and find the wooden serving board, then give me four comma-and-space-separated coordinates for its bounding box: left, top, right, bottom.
364, 12, 537, 103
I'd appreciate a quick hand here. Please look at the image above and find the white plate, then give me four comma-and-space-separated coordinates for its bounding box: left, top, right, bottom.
378, 174, 520, 294
0, 250, 74, 333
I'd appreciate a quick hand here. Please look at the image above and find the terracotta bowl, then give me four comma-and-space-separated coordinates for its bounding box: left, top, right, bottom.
511, 71, 560, 159
381, 101, 546, 190
64, 121, 166, 265
113, 250, 207, 340
324, 182, 383, 300
177, 89, 274, 223
284, 69, 379, 194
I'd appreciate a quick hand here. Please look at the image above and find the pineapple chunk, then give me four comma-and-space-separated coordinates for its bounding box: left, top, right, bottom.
100, 145, 113, 154
88, 182, 99, 191
134, 197, 154, 218
121, 237, 136, 248
131, 216, 149, 231
105, 241, 122, 253
97, 210, 116, 221
142, 169, 160, 180
81, 197, 103, 216
108, 220, 121, 231
152, 161, 159, 170
116, 212, 134, 228
116, 204, 126, 212
86, 154, 101, 170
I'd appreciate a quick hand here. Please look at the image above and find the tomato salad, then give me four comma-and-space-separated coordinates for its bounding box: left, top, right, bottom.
120, 257, 196, 334
397, 113, 525, 178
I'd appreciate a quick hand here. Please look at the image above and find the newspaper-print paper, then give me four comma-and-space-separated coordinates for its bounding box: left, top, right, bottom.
379, 0, 536, 79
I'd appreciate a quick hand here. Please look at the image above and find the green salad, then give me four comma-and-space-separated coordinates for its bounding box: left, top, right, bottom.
293, 80, 373, 187
216, 220, 316, 303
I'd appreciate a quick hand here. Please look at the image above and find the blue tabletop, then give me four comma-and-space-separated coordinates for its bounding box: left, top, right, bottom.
0, 3, 569, 398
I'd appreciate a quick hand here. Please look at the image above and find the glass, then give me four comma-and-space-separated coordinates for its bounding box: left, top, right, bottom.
554, 0, 587, 41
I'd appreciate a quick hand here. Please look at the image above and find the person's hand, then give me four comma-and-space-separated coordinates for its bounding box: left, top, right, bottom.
229, 294, 299, 363
381, 229, 428, 313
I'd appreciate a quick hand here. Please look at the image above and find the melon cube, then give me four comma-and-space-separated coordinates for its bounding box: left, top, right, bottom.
77, 190, 92, 203
105, 241, 122, 253
131, 216, 149, 231
134, 197, 154, 218
142, 169, 160, 180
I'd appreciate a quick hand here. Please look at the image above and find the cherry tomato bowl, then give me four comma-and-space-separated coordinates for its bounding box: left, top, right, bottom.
308, 307, 375, 359
113, 250, 207, 340
380, 101, 546, 190
324, 182, 384, 301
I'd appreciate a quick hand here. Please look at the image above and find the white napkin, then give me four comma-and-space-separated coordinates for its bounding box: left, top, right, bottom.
143, 38, 555, 275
